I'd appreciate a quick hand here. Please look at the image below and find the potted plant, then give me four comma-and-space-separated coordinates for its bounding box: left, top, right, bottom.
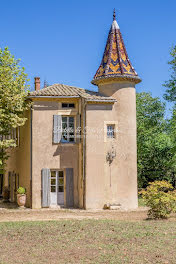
3, 186, 10, 202
17, 187, 26, 208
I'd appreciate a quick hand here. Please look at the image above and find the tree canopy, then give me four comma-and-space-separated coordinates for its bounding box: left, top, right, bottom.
136, 92, 176, 188
0, 47, 30, 172
163, 46, 176, 102
137, 45, 176, 188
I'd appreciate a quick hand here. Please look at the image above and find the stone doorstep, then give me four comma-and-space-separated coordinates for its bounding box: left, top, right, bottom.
109, 205, 122, 210
49, 205, 63, 209
104, 203, 122, 210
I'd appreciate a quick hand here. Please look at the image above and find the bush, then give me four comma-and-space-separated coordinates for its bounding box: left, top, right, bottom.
140, 181, 176, 219
17, 187, 26, 195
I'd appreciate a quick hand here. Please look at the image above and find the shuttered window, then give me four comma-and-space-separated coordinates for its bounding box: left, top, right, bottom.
53, 115, 79, 144
3, 128, 20, 146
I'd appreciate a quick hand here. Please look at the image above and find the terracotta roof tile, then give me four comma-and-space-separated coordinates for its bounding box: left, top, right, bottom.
92, 10, 141, 85
29, 84, 116, 103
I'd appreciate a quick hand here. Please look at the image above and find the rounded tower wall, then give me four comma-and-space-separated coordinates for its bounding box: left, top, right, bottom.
87, 9, 140, 210
99, 81, 138, 209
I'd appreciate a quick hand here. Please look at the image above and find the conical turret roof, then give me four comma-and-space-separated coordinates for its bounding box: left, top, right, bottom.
92, 10, 141, 85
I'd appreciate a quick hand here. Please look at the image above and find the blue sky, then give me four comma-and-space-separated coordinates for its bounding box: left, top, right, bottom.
0, 0, 176, 105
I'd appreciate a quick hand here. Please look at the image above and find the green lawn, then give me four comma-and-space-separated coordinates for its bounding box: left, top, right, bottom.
0, 219, 175, 264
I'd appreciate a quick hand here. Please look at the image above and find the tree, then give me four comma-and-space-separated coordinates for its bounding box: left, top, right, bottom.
163, 46, 176, 186
168, 105, 176, 143
163, 46, 176, 102
0, 47, 30, 172
136, 92, 175, 188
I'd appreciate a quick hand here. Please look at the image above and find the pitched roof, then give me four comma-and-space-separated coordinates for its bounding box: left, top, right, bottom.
29, 83, 116, 103
92, 10, 141, 85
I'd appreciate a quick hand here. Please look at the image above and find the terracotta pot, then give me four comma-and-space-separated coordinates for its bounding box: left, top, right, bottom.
17, 194, 26, 208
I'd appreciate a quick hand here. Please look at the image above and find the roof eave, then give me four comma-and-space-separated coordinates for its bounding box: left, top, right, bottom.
85, 99, 116, 103
28, 95, 80, 99
91, 75, 142, 86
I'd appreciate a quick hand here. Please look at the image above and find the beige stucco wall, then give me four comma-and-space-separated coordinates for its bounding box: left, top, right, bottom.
5, 98, 83, 209
31, 99, 81, 209
5, 110, 31, 207
5, 82, 137, 210
85, 81, 138, 209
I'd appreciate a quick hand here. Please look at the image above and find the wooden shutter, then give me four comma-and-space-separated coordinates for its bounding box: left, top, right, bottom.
8, 172, 11, 189
0, 174, 3, 196
66, 168, 74, 208
16, 173, 19, 189
41, 168, 50, 207
10, 172, 14, 202
16, 127, 20, 147
53, 115, 62, 143
76, 114, 81, 143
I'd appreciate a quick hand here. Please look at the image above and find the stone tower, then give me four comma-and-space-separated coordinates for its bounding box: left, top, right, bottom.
91, 10, 141, 209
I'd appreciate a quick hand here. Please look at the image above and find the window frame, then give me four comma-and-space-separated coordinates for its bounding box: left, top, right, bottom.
61, 116, 75, 143
107, 124, 115, 139
62, 103, 75, 109
4, 127, 20, 147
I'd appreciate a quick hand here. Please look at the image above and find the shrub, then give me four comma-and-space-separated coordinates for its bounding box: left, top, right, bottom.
17, 187, 26, 195
140, 181, 176, 219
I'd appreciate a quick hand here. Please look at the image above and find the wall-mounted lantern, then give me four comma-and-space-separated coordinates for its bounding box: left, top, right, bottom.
106, 146, 116, 165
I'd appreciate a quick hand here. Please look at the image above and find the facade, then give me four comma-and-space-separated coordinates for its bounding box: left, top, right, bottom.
3, 11, 141, 209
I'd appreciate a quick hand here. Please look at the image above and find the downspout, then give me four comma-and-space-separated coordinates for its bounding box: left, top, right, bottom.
82, 98, 87, 209
30, 106, 33, 208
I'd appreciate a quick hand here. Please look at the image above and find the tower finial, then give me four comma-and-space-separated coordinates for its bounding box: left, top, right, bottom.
113, 8, 116, 21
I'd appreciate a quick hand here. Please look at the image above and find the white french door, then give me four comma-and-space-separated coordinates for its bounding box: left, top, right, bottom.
50, 170, 64, 206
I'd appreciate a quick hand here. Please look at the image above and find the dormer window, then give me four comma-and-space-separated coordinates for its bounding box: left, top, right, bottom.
62, 103, 75, 109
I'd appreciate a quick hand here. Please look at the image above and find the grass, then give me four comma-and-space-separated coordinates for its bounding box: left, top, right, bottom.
0, 219, 175, 264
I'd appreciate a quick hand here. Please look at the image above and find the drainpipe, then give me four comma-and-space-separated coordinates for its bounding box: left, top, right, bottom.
30, 106, 33, 208
82, 98, 87, 209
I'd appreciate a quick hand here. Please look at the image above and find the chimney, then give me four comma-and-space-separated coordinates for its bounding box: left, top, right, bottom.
34, 77, 40, 91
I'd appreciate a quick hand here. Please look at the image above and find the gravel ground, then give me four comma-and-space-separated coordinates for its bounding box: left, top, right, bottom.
0, 200, 151, 222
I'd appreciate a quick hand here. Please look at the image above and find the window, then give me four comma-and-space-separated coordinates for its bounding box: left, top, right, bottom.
2, 127, 20, 146
107, 125, 115, 138
51, 171, 56, 192
62, 103, 75, 108
11, 128, 20, 146
61, 116, 75, 143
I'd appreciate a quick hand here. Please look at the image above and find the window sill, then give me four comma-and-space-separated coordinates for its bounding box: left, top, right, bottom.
60, 142, 77, 146
53, 142, 78, 146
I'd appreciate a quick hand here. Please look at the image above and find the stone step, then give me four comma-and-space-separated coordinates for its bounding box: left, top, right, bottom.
104, 203, 122, 210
